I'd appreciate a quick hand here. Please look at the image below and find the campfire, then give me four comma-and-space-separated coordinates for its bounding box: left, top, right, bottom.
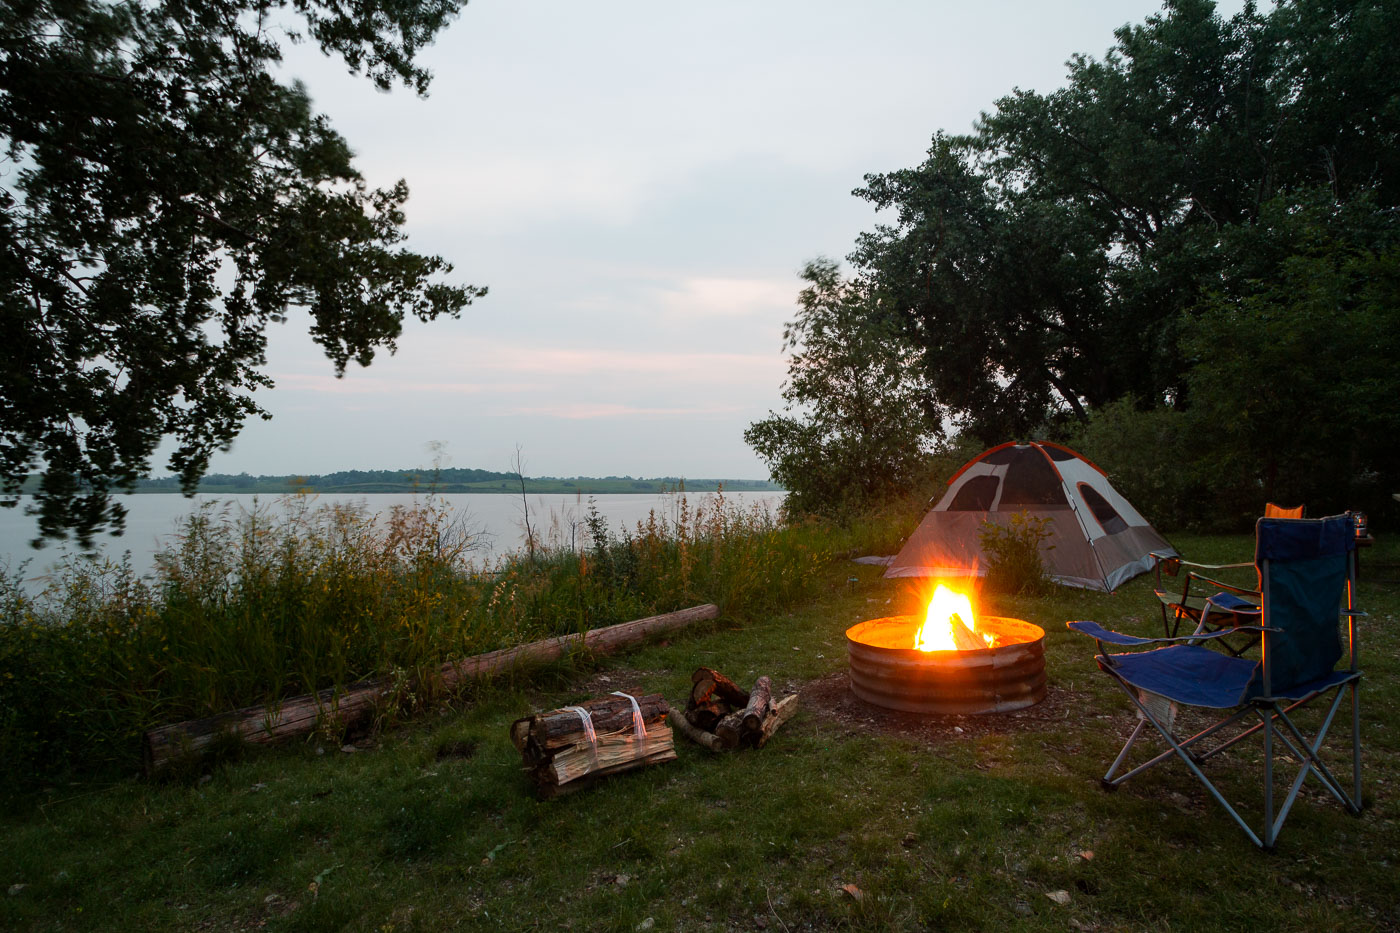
915, 583, 995, 652
846, 581, 1046, 715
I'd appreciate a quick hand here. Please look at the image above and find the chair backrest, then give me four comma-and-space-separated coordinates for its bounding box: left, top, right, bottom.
1244, 514, 1357, 700
1264, 502, 1305, 519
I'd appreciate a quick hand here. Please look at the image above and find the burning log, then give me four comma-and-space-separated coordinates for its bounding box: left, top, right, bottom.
948, 613, 986, 652
675, 670, 796, 751
510, 692, 675, 798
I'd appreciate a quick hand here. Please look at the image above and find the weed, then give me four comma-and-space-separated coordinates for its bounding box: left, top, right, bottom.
979, 511, 1056, 595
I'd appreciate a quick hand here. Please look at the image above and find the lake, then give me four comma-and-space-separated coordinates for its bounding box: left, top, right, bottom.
0, 490, 787, 593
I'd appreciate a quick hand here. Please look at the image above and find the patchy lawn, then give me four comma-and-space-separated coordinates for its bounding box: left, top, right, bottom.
3, 534, 1398, 932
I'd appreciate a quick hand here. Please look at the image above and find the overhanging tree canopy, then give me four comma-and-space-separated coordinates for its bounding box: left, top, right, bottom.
1, 0, 485, 544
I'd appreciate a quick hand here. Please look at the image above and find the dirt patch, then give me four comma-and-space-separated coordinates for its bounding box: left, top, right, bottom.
574, 667, 652, 699
799, 669, 1089, 743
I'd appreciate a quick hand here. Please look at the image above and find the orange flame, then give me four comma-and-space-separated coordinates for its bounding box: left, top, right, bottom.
914, 583, 994, 652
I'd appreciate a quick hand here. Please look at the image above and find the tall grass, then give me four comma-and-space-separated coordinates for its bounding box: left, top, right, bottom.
0, 490, 844, 779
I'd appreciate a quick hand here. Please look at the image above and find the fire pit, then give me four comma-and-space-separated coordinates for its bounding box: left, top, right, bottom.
846, 584, 1046, 715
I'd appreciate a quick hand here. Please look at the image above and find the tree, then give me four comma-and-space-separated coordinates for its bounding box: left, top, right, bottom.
1180, 202, 1400, 522
744, 258, 938, 517
852, 0, 1400, 445
1, 0, 486, 545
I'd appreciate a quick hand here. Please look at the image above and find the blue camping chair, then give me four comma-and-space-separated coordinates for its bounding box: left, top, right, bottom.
1069, 513, 1366, 848
1149, 550, 1259, 649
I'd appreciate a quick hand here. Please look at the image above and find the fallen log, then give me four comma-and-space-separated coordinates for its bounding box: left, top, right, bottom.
143, 603, 718, 774
512, 693, 676, 797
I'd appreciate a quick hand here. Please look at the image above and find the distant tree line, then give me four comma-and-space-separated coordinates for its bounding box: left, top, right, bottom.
47, 470, 783, 495
750, 0, 1400, 530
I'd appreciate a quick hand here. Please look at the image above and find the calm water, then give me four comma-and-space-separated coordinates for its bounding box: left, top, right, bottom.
1, 491, 786, 593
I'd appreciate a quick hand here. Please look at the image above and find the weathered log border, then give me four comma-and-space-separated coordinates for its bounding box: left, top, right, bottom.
142, 603, 720, 774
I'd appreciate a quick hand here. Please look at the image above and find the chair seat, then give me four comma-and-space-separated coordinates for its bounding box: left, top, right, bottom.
1105, 645, 1254, 707
1153, 589, 1258, 615
1104, 645, 1358, 709
1207, 591, 1258, 614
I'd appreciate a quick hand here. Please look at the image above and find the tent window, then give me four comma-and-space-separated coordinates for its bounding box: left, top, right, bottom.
1042, 445, 1079, 461
948, 475, 999, 511
1078, 484, 1128, 534
998, 448, 1069, 506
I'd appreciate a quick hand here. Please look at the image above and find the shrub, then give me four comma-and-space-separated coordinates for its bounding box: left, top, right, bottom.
978, 511, 1055, 595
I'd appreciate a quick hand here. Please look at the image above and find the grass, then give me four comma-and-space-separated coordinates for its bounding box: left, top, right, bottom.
1, 531, 1397, 931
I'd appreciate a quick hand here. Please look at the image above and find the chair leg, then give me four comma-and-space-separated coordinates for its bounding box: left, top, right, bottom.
1353, 681, 1363, 810
1272, 689, 1359, 814
1104, 719, 1147, 785
1263, 706, 1276, 849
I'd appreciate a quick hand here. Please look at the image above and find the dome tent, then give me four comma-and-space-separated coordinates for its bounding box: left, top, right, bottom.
885, 441, 1176, 592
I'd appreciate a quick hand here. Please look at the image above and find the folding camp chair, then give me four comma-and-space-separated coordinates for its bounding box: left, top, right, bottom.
1150, 551, 1258, 639
1069, 513, 1366, 849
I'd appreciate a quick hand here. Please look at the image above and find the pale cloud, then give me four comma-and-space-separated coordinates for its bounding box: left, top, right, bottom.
364, 335, 784, 382
369, 152, 663, 230
499, 402, 748, 420
653, 277, 796, 319
268, 373, 541, 396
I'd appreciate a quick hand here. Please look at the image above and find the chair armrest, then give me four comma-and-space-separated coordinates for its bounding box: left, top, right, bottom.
1150, 549, 1252, 573
1186, 572, 1260, 599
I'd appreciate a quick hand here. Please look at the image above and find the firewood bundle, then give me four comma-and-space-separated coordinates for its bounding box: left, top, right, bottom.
509, 692, 676, 797
671, 668, 799, 752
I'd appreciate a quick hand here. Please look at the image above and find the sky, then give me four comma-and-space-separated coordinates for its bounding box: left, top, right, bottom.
199, 0, 1246, 482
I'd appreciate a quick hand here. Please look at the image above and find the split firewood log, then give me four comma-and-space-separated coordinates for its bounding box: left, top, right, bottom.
712, 709, 746, 749
691, 667, 749, 706
756, 693, 799, 748
674, 670, 798, 751
684, 698, 730, 732
740, 675, 772, 733
510, 692, 675, 797
685, 667, 748, 730
667, 708, 724, 752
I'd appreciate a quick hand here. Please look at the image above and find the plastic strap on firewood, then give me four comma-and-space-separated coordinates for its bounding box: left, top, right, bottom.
562, 705, 600, 769
611, 691, 648, 742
